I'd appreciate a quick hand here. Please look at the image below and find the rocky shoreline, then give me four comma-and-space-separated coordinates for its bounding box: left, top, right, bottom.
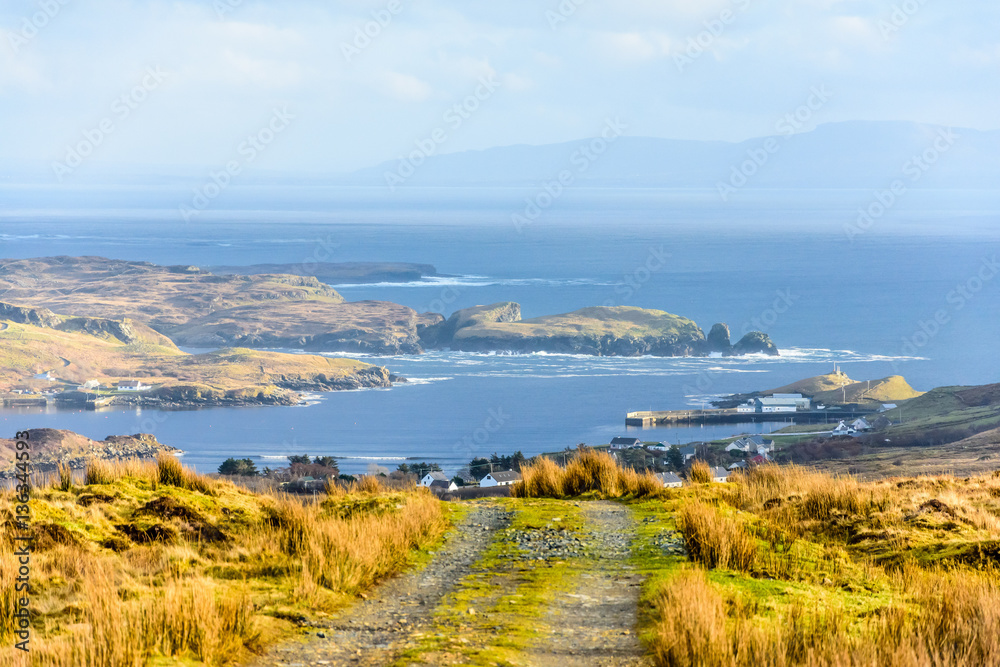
419, 303, 780, 358
0, 430, 182, 480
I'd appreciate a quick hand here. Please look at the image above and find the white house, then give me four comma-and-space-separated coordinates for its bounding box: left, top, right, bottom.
832, 421, 855, 437
33, 372, 54, 381
657, 472, 684, 488
117, 380, 151, 391
420, 471, 450, 487
852, 418, 872, 432
609, 437, 642, 450
737, 402, 756, 413
879, 404, 898, 413
727, 435, 775, 455
711, 467, 731, 483
82, 380, 101, 390
480, 470, 523, 487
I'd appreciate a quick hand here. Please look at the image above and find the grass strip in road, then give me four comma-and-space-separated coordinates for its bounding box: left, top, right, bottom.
392, 498, 588, 666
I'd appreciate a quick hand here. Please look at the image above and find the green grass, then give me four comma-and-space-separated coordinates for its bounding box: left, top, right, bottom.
392, 498, 588, 666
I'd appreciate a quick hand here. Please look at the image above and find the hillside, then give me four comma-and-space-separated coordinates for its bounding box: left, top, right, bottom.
764, 370, 856, 396
420, 303, 778, 357
8, 454, 1000, 665
0, 312, 395, 406
0, 459, 446, 665
811, 375, 924, 406
0, 257, 440, 355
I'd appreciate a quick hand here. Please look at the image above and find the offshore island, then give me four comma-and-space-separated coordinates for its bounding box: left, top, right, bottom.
0, 256, 779, 409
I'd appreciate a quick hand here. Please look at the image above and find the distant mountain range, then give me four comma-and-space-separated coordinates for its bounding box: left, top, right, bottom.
348, 121, 1000, 190
3, 121, 997, 190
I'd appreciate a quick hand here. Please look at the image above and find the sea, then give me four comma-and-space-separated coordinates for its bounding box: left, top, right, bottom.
1, 184, 998, 475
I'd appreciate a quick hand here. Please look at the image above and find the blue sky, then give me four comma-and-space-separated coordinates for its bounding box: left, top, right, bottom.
1, 0, 997, 175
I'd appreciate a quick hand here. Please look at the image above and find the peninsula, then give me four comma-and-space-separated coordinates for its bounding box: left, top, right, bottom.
0, 301, 395, 408
0, 257, 780, 358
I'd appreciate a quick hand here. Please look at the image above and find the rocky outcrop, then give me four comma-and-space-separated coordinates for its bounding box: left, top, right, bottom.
0, 429, 182, 478
420, 305, 780, 358
706, 323, 732, 353
729, 331, 780, 356
418, 302, 522, 349
447, 333, 706, 357
0, 302, 62, 328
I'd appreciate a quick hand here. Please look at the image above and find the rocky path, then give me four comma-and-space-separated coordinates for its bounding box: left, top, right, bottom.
248, 504, 513, 667
246, 500, 650, 666
524, 501, 650, 667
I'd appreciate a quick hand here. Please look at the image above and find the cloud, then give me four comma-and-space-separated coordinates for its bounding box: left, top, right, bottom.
0, 0, 997, 174
375, 70, 432, 102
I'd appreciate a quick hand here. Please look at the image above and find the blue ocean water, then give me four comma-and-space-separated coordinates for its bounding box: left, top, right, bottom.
1, 186, 998, 474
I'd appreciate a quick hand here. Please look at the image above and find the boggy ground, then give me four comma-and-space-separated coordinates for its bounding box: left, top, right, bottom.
251, 499, 651, 667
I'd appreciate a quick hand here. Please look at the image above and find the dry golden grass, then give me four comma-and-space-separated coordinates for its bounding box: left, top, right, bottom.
689, 460, 712, 485
512, 450, 662, 499
0, 458, 447, 666
647, 465, 1000, 667
677, 500, 757, 572
650, 563, 1000, 666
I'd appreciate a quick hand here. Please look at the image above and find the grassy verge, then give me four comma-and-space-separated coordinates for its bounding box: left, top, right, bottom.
629, 464, 1000, 666
0, 456, 448, 666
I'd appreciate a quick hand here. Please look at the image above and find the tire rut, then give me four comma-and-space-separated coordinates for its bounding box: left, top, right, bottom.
247, 503, 512, 667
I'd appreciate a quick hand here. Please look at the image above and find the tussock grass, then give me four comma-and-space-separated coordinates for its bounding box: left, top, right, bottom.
644, 465, 1000, 667
650, 563, 1000, 666
0, 458, 447, 665
512, 450, 662, 499
677, 500, 757, 572
689, 460, 712, 485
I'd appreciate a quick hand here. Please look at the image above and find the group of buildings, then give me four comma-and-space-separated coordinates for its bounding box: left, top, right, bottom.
737, 393, 812, 414
418, 469, 523, 492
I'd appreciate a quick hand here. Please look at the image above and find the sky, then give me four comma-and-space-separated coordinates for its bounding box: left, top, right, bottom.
1, 0, 998, 176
